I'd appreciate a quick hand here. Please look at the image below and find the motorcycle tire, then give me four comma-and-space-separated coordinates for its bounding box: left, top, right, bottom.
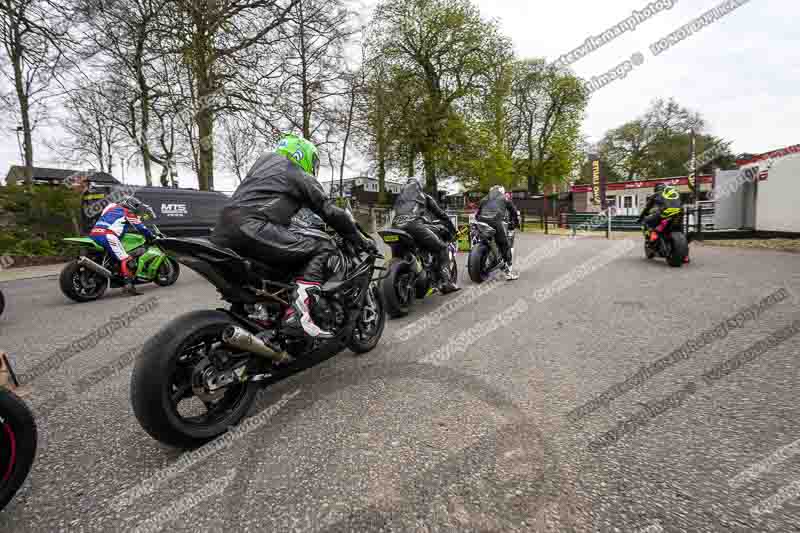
348, 283, 387, 354
0, 289, 4, 317
381, 259, 414, 319
130, 310, 260, 448
0, 388, 37, 511
644, 241, 656, 260
153, 258, 180, 287
468, 243, 490, 284
59, 260, 108, 303
667, 233, 689, 268
449, 249, 459, 285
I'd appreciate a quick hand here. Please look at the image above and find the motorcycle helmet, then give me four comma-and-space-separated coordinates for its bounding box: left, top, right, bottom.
120, 196, 155, 219
275, 134, 320, 177
490, 185, 506, 196
654, 183, 666, 194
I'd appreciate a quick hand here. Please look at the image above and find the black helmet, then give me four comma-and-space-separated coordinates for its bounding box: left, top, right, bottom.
654, 183, 666, 194
120, 196, 154, 219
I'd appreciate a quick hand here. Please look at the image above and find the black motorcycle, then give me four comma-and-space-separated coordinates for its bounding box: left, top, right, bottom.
378, 220, 458, 318
642, 215, 689, 267
468, 220, 515, 283
0, 353, 37, 511
130, 212, 386, 448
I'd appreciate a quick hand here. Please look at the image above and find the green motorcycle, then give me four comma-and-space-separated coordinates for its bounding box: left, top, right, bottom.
59, 223, 180, 302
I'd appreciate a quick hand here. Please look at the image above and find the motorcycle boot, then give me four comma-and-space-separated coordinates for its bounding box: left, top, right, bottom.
283, 280, 334, 339
120, 259, 143, 296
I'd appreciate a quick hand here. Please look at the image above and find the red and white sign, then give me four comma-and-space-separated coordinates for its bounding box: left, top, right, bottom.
571, 175, 713, 193
736, 143, 800, 181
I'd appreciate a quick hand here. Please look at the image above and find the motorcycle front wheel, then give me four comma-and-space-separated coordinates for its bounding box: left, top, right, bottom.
130, 310, 260, 448
0, 388, 37, 511
153, 258, 181, 287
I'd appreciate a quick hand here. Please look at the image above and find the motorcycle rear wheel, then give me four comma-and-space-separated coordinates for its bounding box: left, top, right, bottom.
381, 259, 414, 318
667, 233, 689, 267
0, 388, 37, 511
348, 283, 386, 354
130, 310, 260, 448
468, 243, 490, 283
59, 259, 108, 303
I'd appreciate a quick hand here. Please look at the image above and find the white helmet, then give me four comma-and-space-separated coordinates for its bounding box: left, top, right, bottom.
490, 185, 506, 195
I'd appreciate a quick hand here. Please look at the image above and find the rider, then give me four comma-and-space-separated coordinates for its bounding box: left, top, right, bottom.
210, 134, 377, 339
391, 176, 460, 294
89, 196, 156, 296
477, 185, 520, 281
637, 183, 688, 262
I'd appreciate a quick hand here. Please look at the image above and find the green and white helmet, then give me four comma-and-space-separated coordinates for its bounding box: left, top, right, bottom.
275, 134, 320, 176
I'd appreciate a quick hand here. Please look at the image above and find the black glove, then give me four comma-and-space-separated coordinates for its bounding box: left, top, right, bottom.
360, 235, 378, 255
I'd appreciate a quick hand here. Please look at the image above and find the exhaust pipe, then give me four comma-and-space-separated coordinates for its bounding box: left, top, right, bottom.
77, 256, 112, 279
222, 326, 292, 364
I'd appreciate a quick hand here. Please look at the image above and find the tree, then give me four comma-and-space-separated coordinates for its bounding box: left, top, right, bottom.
53, 84, 126, 173
273, 0, 352, 142
599, 98, 705, 180
220, 115, 262, 183
371, 0, 509, 193
164, 0, 299, 190
509, 59, 587, 194
1, 0, 74, 184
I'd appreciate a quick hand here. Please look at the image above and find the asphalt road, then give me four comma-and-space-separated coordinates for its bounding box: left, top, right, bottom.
1, 233, 799, 532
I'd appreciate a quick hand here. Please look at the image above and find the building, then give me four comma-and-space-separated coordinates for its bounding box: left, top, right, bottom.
326, 176, 404, 205
719, 143, 800, 233
571, 175, 715, 216
4, 166, 121, 189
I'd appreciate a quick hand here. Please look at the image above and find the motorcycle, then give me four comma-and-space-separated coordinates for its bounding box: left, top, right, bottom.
0, 353, 37, 511
378, 219, 458, 318
59, 222, 180, 302
467, 220, 515, 283
129, 211, 386, 448
642, 212, 689, 267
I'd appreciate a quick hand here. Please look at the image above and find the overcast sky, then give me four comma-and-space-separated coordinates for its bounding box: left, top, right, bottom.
1, 0, 796, 191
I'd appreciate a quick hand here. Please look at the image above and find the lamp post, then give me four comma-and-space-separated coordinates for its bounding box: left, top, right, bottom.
14, 126, 23, 164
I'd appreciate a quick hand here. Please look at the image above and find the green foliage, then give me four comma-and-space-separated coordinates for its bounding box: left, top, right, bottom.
0, 184, 81, 256
597, 98, 735, 181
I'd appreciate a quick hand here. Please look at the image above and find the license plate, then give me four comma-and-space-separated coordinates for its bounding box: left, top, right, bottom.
383, 235, 399, 243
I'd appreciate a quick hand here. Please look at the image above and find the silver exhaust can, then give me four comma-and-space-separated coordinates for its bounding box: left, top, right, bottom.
77, 256, 113, 279
221, 326, 291, 364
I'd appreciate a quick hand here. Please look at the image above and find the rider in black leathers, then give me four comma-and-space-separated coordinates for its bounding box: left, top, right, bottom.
477, 185, 520, 280
210, 135, 377, 339
637, 183, 683, 231
392, 177, 460, 294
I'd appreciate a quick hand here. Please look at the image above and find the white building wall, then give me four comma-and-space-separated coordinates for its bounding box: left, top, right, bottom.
755, 156, 800, 232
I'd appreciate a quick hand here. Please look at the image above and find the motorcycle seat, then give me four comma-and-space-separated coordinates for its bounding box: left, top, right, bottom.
378, 229, 417, 248
158, 237, 289, 281
472, 221, 496, 238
